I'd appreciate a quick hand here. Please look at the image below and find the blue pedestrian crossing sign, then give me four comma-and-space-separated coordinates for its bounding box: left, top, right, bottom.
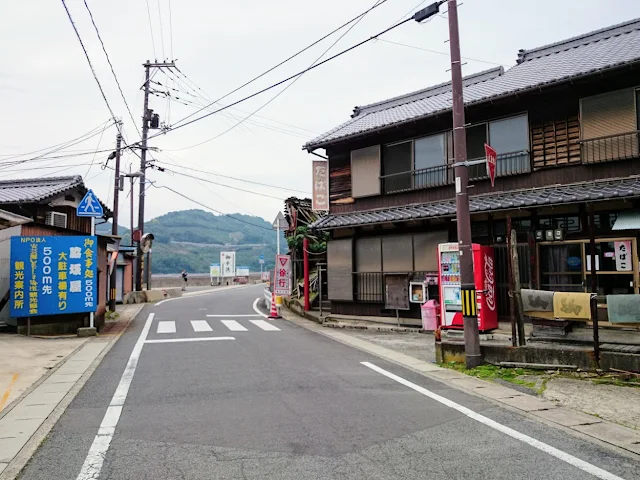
77, 189, 104, 218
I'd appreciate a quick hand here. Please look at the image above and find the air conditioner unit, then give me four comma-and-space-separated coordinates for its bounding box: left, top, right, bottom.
45, 211, 67, 229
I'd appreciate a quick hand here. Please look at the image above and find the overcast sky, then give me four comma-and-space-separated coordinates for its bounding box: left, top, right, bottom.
2, 0, 639, 226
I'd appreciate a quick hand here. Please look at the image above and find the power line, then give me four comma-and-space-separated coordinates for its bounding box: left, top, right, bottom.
61, 0, 119, 125
144, 0, 157, 59
1, 162, 94, 173
0, 120, 112, 161
170, 67, 318, 134
82, 0, 142, 137
170, 0, 391, 128
145, 15, 414, 143
84, 121, 110, 178
150, 183, 273, 231
167, 0, 174, 59
153, 155, 311, 194
375, 38, 507, 66
156, 168, 289, 200
175, 0, 384, 151
156, 0, 166, 59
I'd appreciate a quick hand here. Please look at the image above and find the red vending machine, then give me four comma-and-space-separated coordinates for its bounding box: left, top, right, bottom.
437, 242, 498, 332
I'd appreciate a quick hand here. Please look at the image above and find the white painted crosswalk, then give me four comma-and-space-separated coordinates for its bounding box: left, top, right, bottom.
155, 318, 281, 334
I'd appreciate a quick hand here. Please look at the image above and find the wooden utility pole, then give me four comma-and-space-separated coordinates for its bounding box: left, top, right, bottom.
447, 0, 482, 367
135, 60, 174, 291
108, 129, 122, 312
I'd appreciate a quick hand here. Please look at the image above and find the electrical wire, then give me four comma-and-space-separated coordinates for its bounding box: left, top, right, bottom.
0, 119, 112, 161
167, 0, 174, 59
144, 15, 414, 143
149, 183, 274, 231
169, 0, 391, 128
169, 67, 318, 134
375, 38, 507, 66
156, 168, 288, 200
84, 121, 110, 178
83, 0, 142, 137
171, 0, 384, 151
61, 0, 119, 126
153, 155, 311, 194
144, 0, 157, 59
156, 0, 166, 59
1, 162, 94, 173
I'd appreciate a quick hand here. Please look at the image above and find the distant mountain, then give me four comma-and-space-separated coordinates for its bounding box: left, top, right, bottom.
102, 210, 283, 274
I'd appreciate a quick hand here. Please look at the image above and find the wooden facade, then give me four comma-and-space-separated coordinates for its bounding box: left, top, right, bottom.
318, 64, 640, 324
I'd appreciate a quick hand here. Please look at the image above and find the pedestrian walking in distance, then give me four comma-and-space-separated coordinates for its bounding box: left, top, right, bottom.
181, 269, 188, 291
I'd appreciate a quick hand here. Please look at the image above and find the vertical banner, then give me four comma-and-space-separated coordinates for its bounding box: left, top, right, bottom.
312, 160, 329, 211
614, 240, 632, 271
220, 251, 236, 277
274, 254, 291, 296
10, 236, 98, 317
484, 144, 497, 187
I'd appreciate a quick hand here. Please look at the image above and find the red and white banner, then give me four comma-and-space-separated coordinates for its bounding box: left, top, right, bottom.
312, 160, 329, 211
274, 254, 291, 296
484, 143, 497, 187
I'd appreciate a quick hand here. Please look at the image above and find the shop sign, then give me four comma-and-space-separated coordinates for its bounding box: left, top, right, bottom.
312, 160, 329, 211
614, 241, 632, 272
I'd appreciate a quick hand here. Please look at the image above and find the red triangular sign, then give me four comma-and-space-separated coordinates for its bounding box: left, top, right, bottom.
279, 257, 288, 266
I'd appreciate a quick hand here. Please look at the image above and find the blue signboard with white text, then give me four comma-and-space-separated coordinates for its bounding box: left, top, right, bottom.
10, 236, 98, 317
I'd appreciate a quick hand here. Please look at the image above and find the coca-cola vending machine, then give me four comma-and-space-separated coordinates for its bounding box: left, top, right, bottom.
437, 242, 498, 332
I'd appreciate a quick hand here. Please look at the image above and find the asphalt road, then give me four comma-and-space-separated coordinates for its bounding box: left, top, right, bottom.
19, 284, 640, 479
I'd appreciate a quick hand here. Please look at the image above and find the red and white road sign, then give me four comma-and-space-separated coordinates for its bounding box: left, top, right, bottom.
274, 254, 291, 296
484, 144, 497, 187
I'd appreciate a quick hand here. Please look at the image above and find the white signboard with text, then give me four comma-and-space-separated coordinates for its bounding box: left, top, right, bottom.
312, 160, 329, 211
236, 266, 250, 277
274, 254, 291, 296
220, 251, 236, 277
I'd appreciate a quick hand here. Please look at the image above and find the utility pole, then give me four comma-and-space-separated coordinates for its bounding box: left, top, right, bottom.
108, 128, 123, 312
135, 60, 174, 291
447, 0, 482, 368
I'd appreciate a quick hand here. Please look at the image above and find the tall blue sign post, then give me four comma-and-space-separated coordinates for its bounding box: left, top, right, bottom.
76, 189, 104, 328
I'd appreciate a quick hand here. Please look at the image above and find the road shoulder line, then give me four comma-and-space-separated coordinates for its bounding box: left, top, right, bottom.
0, 303, 145, 480
278, 305, 640, 458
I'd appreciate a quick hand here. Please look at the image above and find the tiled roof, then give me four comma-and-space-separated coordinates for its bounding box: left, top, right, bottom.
304, 18, 640, 150
311, 177, 640, 230
0, 175, 111, 216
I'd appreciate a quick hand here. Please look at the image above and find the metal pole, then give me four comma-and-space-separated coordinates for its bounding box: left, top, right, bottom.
447, 0, 482, 368
588, 206, 600, 363
135, 61, 151, 292
507, 217, 517, 347
130, 169, 135, 292
109, 130, 122, 312
303, 238, 310, 311
276, 227, 280, 255
147, 249, 152, 290
318, 265, 323, 318
90, 217, 95, 329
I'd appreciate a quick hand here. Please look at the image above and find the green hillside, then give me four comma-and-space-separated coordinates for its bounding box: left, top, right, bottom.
100, 209, 284, 274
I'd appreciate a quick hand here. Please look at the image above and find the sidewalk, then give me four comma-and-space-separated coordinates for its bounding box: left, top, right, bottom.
280, 306, 640, 457
0, 303, 144, 479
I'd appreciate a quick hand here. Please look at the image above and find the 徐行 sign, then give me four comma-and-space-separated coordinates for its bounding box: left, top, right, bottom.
10, 236, 99, 317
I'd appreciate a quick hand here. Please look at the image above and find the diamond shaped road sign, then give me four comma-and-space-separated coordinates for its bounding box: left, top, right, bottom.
77, 189, 104, 218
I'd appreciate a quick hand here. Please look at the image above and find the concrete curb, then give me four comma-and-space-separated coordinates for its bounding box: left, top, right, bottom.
0, 303, 145, 480
280, 305, 640, 458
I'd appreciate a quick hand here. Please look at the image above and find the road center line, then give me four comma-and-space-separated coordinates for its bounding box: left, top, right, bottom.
76, 313, 155, 480
361, 362, 625, 480
145, 337, 235, 344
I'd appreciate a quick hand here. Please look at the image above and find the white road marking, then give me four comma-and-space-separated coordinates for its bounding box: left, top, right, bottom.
250, 320, 281, 331
154, 284, 257, 306
361, 362, 626, 480
207, 314, 262, 317
253, 297, 268, 318
191, 320, 213, 332
157, 321, 176, 333
221, 320, 248, 331
145, 337, 235, 344
76, 313, 155, 480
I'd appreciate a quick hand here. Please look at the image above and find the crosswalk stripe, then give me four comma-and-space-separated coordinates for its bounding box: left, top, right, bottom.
250, 320, 281, 332
221, 320, 248, 332
157, 321, 176, 333
190, 320, 213, 332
